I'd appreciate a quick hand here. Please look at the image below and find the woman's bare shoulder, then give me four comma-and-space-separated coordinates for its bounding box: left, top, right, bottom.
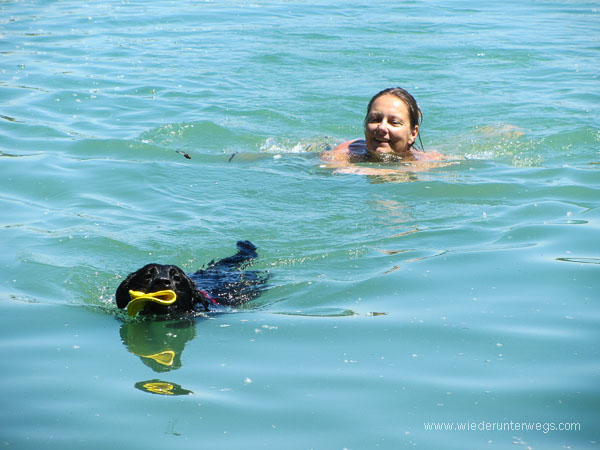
411, 149, 445, 161
321, 139, 367, 162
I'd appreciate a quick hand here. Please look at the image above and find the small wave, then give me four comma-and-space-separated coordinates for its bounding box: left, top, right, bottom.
448, 123, 543, 166
138, 120, 261, 153
556, 257, 600, 265
260, 136, 340, 154
273, 308, 358, 318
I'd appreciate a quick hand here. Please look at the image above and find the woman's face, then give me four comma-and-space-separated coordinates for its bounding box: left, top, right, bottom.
364, 94, 419, 156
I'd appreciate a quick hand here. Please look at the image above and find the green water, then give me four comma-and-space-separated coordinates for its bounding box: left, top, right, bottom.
1, 1, 599, 449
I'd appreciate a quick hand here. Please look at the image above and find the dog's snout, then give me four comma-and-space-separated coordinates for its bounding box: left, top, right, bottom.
150, 276, 173, 290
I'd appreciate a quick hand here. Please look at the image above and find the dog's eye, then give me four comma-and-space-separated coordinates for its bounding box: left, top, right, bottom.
170, 269, 182, 283
140, 267, 158, 282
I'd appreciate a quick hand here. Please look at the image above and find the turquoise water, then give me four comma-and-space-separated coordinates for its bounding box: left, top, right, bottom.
1, 1, 599, 448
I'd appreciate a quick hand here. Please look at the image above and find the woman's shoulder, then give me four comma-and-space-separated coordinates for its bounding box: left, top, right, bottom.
410, 149, 445, 161
322, 139, 367, 162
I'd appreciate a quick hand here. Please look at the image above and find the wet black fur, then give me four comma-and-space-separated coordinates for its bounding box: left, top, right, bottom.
116, 240, 268, 316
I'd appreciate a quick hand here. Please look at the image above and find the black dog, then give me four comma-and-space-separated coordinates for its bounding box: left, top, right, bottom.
116, 240, 268, 317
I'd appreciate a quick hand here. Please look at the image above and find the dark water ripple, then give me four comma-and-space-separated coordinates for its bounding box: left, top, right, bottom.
1, 1, 599, 449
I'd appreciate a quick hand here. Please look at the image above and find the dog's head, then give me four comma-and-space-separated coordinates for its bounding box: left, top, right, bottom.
116, 264, 208, 316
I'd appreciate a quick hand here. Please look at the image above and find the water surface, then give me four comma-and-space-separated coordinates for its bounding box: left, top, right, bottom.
1, 1, 599, 449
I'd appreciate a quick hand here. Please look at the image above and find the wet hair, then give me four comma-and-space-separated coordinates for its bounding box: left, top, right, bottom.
364, 87, 424, 150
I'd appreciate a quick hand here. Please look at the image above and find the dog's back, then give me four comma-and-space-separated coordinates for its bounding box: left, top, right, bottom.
190, 240, 268, 307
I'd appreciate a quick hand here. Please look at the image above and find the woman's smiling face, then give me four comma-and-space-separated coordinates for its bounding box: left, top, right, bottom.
364, 94, 419, 157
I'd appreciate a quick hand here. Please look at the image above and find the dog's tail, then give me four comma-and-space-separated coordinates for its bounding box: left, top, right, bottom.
204, 240, 259, 270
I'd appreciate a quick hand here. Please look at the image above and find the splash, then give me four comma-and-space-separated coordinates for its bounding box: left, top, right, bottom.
260, 136, 340, 154
458, 123, 544, 167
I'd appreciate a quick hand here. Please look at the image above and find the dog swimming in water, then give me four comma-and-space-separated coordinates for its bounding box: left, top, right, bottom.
115, 240, 268, 318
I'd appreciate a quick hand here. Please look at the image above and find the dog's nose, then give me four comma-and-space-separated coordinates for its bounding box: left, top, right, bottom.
151, 277, 173, 290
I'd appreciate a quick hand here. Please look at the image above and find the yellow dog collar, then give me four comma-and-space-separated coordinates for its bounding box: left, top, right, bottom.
127, 290, 177, 317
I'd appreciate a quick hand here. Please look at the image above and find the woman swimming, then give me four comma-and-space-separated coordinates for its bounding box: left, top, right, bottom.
322, 87, 443, 168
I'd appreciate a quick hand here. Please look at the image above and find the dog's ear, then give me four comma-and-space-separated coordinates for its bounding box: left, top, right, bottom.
194, 287, 210, 311
115, 269, 139, 309
179, 272, 209, 311
186, 274, 209, 312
